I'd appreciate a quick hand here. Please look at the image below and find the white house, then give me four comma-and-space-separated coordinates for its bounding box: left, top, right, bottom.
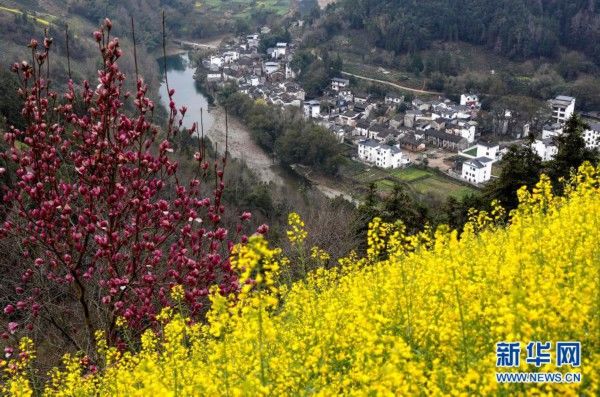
222, 51, 239, 63
354, 92, 369, 104
448, 121, 477, 144
549, 95, 575, 124
461, 142, 500, 162
264, 62, 280, 74
354, 120, 370, 137
338, 110, 361, 127
209, 56, 224, 68
303, 100, 321, 119
461, 157, 493, 184
583, 122, 600, 149
541, 120, 598, 151
338, 89, 353, 102
358, 139, 410, 169
385, 93, 404, 105
246, 34, 259, 48
542, 122, 563, 140
460, 94, 480, 109
462, 121, 478, 143
206, 72, 222, 82
331, 77, 350, 91
532, 139, 558, 161
284, 63, 296, 79
270, 42, 287, 59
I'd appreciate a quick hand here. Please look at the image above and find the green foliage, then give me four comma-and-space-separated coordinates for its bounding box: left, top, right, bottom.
356, 182, 430, 245
275, 123, 344, 175
219, 91, 344, 175
259, 29, 292, 54
318, 0, 600, 66
0, 70, 25, 130
483, 143, 542, 210
68, 0, 195, 50
292, 50, 343, 96
547, 115, 599, 184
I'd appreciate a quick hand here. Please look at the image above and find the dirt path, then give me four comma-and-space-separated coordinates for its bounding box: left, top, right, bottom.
206, 107, 283, 186
341, 71, 442, 95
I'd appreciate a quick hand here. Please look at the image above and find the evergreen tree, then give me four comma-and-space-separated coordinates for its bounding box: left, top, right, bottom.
382, 184, 425, 233
483, 144, 542, 210
547, 115, 599, 185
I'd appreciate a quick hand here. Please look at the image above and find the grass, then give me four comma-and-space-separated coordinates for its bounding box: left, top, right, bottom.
410, 174, 476, 199
389, 167, 431, 182
199, 0, 290, 16
492, 162, 503, 177
374, 179, 395, 193
347, 164, 476, 200
0, 5, 52, 26
462, 147, 477, 157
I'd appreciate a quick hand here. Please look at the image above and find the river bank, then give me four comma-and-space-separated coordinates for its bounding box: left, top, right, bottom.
206, 106, 284, 186
160, 50, 358, 204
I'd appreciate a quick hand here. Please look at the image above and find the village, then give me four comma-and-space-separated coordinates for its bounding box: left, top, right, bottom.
198, 29, 600, 189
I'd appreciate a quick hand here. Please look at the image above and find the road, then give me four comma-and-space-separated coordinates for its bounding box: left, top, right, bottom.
341, 71, 442, 95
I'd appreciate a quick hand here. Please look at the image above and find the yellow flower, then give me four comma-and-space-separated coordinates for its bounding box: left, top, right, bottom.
5, 163, 600, 396
170, 284, 185, 301
286, 212, 307, 245
115, 316, 126, 328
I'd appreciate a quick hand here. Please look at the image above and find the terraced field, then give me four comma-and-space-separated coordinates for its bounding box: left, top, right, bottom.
350, 165, 477, 199
196, 0, 290, 16
0, 5, 53, 26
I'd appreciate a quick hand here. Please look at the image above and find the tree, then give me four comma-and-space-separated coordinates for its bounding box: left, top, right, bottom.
0, 22, 256, 355
483, 142, 542, 210
547, 115, 599, 185
0, 70, 25, 130
382, 184, 427, 234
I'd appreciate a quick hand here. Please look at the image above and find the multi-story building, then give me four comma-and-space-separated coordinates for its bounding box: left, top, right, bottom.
358, 139, 410, 169
549, 95, 576, 124
461, 157, 493, 184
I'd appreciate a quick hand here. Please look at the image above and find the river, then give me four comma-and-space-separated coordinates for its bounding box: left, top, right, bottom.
158, 53, 214, 131
158, 52, 357, 203
158, 52, 284, 185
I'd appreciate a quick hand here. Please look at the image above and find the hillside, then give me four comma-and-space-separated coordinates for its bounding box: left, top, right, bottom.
300, 0, 600, 111
318, 0, 600, 64
5, 163, 599, 395
0, 0, 198, 111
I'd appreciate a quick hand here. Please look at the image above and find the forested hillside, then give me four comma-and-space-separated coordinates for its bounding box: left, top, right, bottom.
322, 0, 600, 64
0, 0, 196, 93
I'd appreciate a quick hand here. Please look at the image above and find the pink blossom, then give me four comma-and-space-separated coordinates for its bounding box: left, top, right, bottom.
257, 224, 269, 235
0, 23, 259, 349
7, 322, 18, 334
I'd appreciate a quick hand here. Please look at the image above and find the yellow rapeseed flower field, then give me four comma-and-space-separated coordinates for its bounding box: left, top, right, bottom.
3, 164, 600, 395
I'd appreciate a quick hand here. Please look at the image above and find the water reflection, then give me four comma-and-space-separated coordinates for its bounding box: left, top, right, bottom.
158, 53, 214, 131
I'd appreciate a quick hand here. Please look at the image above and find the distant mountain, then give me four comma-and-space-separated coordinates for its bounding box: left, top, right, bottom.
317, 0, 600, 64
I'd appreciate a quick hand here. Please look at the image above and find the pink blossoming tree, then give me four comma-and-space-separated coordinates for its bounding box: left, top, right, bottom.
0, 20, 259, 354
